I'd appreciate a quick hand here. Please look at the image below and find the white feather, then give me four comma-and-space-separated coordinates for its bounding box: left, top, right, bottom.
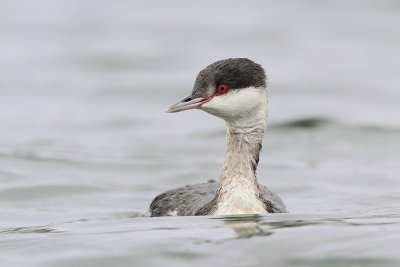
201, 86, 268, 132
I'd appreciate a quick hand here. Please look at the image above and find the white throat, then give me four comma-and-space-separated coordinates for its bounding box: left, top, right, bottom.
201, 86, 268, 132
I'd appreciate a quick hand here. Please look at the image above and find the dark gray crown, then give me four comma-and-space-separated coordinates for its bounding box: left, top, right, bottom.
192, 58, 266, 98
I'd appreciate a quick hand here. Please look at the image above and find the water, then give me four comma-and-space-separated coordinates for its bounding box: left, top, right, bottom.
1, 1, 400, 266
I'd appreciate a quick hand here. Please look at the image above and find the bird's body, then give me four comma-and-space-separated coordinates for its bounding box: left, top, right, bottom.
150, 58, 287, 216
150, 181, 286, 217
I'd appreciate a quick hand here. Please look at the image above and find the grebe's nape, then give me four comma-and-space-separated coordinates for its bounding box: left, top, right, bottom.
150, 58, 287, 216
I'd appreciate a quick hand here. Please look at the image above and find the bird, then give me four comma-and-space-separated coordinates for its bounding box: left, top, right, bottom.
149, 58, 287, 216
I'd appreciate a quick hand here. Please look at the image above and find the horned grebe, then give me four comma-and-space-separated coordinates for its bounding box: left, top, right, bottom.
150, 58, 287, 216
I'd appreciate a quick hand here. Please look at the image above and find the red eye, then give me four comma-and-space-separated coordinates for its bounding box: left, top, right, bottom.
216, 84, 229, 94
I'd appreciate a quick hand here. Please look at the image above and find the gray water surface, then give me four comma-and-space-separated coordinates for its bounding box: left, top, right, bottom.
1, 1, 400, 266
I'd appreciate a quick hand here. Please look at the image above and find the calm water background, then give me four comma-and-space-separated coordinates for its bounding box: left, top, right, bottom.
1, 1, 400, 266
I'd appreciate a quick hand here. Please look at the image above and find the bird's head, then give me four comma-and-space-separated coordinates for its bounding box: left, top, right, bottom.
165, 58, 268, 130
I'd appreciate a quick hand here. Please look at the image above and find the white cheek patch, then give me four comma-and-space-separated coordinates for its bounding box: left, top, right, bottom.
201, 87, 268, 128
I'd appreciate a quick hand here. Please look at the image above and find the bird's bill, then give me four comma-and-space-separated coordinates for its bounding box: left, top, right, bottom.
165, 95, 209, 113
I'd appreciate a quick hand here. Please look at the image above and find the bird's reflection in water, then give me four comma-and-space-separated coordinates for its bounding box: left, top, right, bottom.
219, 214, 273, 238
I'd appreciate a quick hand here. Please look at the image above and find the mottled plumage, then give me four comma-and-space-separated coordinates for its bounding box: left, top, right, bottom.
150, 181, 287, 217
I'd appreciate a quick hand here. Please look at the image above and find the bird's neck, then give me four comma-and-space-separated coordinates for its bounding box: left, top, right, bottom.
211, 124, 267, 215
195, 87, 270, 216
196, 123, 268, 216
